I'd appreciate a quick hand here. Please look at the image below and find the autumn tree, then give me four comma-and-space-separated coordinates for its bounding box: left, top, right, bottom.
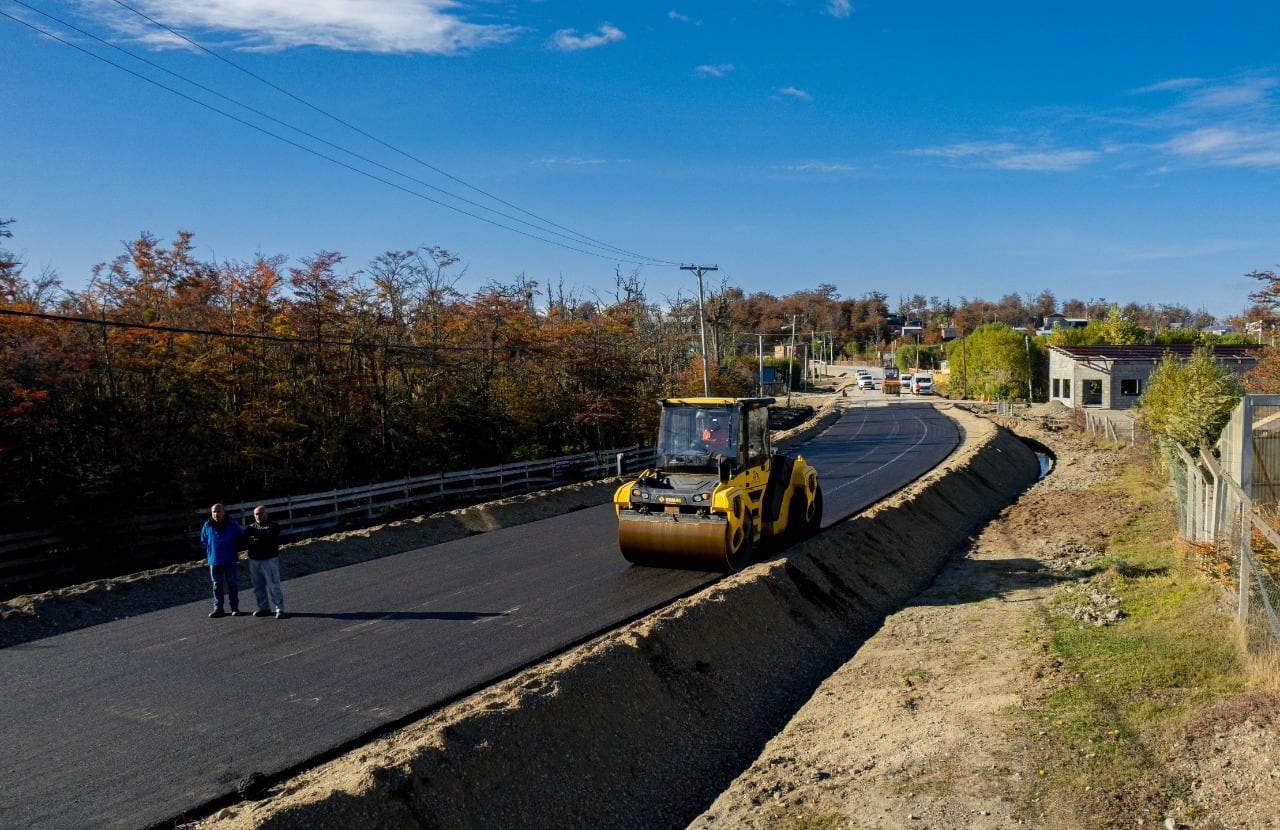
946, 322, 1038, 400
0, 220, 82, 525
1097, 304, 1146, 344
1246, 267, 1280, 315
1136, 347, 1241, 468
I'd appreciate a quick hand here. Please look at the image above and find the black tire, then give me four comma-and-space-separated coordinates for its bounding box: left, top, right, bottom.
784, 490, 806, 546
725, 512, 754, 572
804, 484, 823, 537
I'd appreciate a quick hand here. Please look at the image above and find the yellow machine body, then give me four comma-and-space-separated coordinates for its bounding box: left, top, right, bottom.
614, 398, 822, 572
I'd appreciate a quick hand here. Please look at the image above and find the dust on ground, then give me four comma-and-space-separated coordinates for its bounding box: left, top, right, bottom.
7, 395, 1276, 829
691, 403, 1280, 830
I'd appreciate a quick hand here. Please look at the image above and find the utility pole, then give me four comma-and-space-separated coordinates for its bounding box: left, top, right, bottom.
1025, 335, 1033, 403
757, 334, 764, 397
681, 264, 717, 397
789, 313, 797, 407
808, 328, 815, 385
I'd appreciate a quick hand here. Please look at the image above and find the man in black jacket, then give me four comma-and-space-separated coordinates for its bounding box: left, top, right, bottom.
245, 506, 285, 619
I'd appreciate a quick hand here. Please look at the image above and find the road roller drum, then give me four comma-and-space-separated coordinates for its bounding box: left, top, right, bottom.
614, 397, 821, 572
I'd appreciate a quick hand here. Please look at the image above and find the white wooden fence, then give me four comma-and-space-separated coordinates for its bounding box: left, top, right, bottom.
1083, 410, 1139, 444
0, 444, 656, 593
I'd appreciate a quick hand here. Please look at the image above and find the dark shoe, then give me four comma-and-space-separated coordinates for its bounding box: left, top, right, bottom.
229, 610, 240, 617
275, 610, 286, 619
253, 609, 271, 618
209, 609, 226, 618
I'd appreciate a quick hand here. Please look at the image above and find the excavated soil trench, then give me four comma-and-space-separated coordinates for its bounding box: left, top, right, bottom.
198, 406, 1040, 830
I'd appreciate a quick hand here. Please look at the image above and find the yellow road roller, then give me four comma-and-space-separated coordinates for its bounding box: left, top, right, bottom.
614, 397, 822, 572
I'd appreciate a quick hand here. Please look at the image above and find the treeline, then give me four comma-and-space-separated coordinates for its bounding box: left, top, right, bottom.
0, 221, 1251, 530
0, 230, 705, 529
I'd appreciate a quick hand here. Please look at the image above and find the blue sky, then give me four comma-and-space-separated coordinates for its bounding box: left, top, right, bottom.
4, 1, 1279, 319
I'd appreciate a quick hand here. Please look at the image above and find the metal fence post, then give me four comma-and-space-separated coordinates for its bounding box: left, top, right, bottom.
1240, 502, 1252, 627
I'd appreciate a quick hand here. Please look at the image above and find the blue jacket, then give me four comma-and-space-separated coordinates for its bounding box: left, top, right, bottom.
201, 519, 244, 566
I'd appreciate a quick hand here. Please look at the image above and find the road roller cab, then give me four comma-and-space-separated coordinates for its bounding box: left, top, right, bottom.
614, 397, 822, 572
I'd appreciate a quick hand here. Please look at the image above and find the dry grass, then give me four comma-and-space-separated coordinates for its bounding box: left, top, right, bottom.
1021, 453, 1256, 827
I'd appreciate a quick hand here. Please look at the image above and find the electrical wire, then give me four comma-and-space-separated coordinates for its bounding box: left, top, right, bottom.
101, 0, 680, 267
11, 0, 667, 264
1, 8, 663, 265
0, 306, 641, 354
1, 4, 683, 268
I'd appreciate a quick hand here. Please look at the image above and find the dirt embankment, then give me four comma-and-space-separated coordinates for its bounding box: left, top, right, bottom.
693, 411, 1280, 830
18, 399, 1277, 829
195, 405, 1041, 830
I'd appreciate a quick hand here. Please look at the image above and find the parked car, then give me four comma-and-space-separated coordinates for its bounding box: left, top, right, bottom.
912, 374, 933, 395
900, 373, 914, 393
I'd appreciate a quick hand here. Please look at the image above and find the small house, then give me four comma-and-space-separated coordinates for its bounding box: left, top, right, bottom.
1048, 344, 1262, 410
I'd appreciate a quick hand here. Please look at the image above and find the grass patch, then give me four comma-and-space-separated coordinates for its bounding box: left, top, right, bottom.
785, 813, 847, 830
1021, 449, 1250, 826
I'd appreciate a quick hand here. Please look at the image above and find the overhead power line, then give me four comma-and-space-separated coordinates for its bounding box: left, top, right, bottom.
2, 3, 681, 268
11, 0, 660, 263
0, 306, 635, 354
1, 8, 642, 264
101, 0, 676, 267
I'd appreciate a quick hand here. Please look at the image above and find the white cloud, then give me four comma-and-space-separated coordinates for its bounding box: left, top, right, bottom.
826, 0, 853, 19
778, 86, 811, 101
87, 0, 520, 54
910, 141, 1098, 171
992, 149, 1099, 171
1130, 77, 1204, 95
916, 72, 1280, 175
1182, 76, 1278, 111
1130, 73, 1280, 168
1165, 127, 1280, 168
696, 64, 734, 78
1138, 74, 1279, 111
535, 156, 614, 167
778, 161, 857, 173
549, 23, 625, 52
667, 10, 701, 25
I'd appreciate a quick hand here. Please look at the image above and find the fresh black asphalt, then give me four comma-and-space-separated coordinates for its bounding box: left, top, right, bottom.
0, 400, 959, 830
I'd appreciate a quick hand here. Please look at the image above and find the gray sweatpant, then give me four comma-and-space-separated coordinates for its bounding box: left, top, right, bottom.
249, 557, 284, 613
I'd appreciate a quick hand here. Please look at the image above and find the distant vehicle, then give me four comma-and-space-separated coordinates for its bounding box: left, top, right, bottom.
858, 375, 875, 390
900, 373, 914, 393
854, 367, 870, 377
912, 374, 933, 395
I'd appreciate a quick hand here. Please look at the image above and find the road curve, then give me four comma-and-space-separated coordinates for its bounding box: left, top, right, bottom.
0, 400, 959, 830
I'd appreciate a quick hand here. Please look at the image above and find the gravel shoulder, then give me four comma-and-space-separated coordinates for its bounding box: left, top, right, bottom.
691, 406, 1280, 830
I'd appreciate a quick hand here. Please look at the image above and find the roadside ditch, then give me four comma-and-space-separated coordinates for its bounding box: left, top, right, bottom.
198, 405, 1042, 830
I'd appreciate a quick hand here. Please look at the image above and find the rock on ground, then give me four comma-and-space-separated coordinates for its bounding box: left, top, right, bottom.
690, 406, 1280, 830
10, 396, 1277, 829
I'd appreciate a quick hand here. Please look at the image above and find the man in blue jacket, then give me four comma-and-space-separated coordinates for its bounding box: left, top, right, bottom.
201, 503, 244, 618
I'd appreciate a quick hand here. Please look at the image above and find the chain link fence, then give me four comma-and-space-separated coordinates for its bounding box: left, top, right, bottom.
1170, 395, 1280, 664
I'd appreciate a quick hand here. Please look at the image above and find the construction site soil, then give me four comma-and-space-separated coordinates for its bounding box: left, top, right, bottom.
4, 398, 1276, 829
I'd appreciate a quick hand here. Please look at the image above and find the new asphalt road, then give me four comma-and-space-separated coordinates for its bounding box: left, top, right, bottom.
0, 399, 958, 830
